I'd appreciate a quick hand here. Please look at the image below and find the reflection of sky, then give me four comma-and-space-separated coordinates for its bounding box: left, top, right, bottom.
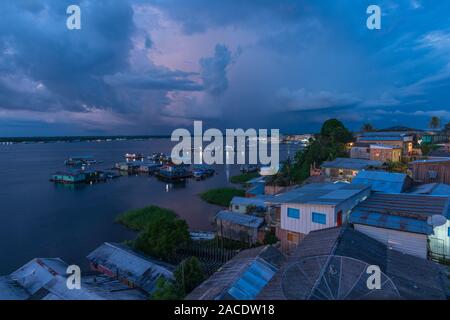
2, 1, 449, 136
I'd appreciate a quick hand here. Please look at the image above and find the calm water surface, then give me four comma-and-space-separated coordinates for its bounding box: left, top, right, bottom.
0, 139, 298, 273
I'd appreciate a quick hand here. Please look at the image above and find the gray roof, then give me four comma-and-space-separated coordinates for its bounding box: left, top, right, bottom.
86, 242, 174, 294
264, 182, 370, 206
352, 171, 410, 193
409, 183, 450, 196
216, 210, 264, 228
321, 158, 383, 170
351, 192, 450, 221
231, 196, 267, 208
186, 245, 285, 300
258, 227, 448, 300
1, 258, 147, 300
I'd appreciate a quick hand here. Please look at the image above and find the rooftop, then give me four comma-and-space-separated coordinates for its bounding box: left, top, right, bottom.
1, 258, 147, 300
215, 210, 264, 228
86, 242, 174, 294
349, 193, 450, 234
370, 144, 401, 149
264, 182, 370, 206
230, 196, 267, 208
258, 227, 448, 300
352, 171, 410, 193
409, 183, 450, 196
321, 157, 382, 170
186, 245, 285, 300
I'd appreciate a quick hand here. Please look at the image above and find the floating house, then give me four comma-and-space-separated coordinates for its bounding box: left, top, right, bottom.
349, 193, 450, 260
216, 210, 265, 245
0, 258, 147, 300
186, 245, 285, 300
351, 170, 412, 193
258, 227, 448, 300
87, 242, 174, 294
64, 155, 99, 166
321, 158, 382, 182
192, 165, 215, 180
50, 171, 86, 184
411, 158, 450, 185
264, 182, 371, 253
125, 153, 145, 161
155, 164, 191, 181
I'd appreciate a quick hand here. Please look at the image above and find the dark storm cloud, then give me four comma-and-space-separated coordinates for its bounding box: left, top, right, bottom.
1, 0, 450, 135
199, 44, 234, 96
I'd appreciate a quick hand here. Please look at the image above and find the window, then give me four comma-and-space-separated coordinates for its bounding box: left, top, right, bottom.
312, 212, 327, 225
287, 207, 300, 219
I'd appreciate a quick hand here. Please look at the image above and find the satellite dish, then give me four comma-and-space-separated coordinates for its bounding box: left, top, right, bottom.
427, 215, 447, 227
259, 166, 279, 176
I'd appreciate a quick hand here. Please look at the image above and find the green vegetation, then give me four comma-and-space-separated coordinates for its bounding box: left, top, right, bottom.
263, 231, 279, 245
429, 116, 441, 129
361, 123, 375, 132
175, 257, 205, 294
385, 160, 408, 173
116, 205, 177, 231
200, 187, 245, 206
230, 172, 260, 184
151, 278, 184, 300
269, 119, 353, 186
151, 257, 205, 300
117, 206, 190, 260
420, 143, 439, 156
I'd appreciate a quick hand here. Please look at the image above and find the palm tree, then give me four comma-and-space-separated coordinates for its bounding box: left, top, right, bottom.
429, 116, 441, 130
361, 123, 375, 132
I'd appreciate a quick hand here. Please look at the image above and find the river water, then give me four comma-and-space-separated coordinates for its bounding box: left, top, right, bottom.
0, 139, 299, 273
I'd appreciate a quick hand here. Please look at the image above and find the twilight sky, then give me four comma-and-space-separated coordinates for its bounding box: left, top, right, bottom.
0, 0, 450, 136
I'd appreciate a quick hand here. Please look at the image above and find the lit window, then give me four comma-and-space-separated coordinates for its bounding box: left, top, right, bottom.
287, 207, 300, 219
312, 212, 327, 225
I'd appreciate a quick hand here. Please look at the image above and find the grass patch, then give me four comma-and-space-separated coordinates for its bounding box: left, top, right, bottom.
116, 205, 177, 231
116, 205, 190, 260
200, 187, 245, 207
230, 172, 260, 184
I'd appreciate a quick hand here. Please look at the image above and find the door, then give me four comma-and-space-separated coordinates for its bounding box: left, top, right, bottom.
337, 210, 342, 227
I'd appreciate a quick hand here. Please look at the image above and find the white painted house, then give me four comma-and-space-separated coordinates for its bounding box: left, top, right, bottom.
265, 183, 371, 252
349, 193, 450, 260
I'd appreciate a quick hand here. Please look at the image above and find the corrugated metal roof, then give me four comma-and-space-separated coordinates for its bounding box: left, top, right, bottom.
409, 183, 450, 196
349, 211, 433, 235
359, 136, 405, 141
321, 158, 382, 170
351, 193, 449, 218
352, 171, 409, 193
216, 211, 264, 228
87, 242, 174, 294
264, 182, 370, 206
226, 258, 277, 300
231, 197, 266, 208
360, 131, 409, 137
350, 193, 450, 232
258, 227, 448, 300
187, 245, 285, 300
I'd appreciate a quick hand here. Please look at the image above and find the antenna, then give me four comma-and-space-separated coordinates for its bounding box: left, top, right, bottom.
427, 215, 447, 227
